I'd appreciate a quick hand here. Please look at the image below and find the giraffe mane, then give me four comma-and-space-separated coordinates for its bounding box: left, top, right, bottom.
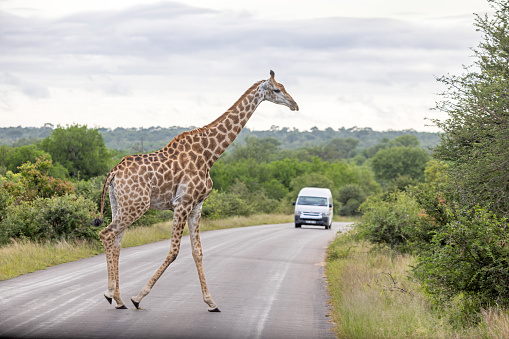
164, 80, 264, 148
204, 80, 264, 129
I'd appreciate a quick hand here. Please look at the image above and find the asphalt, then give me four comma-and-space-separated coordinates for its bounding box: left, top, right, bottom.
0, 222, 351, 339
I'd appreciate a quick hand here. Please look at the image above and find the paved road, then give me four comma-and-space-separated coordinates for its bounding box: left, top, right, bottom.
0, 222, 350, 339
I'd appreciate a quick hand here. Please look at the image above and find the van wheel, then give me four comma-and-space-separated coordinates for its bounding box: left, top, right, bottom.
295, 223, 301, 228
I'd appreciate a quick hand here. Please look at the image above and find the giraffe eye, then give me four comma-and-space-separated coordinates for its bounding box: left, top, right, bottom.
273, 89, 281, 93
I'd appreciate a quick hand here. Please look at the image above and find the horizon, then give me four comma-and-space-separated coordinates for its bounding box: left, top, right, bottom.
0, 123, 441, 134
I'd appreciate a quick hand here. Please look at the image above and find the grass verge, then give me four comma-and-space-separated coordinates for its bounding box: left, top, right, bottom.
0, 214, 293, 281
326, 230, 509, 338
0, 239, 102, 281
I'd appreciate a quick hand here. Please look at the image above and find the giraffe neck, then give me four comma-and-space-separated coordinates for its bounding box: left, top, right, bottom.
203, 80, 265, 164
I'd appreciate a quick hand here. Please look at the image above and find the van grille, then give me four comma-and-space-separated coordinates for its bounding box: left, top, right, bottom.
301, 212, 322, 219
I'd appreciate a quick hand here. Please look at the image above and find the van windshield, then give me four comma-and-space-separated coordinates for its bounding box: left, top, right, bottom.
297, 196, 328, 206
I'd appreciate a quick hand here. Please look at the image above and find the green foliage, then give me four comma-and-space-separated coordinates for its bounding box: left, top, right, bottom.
432, 0, 509, 217
73, 175, 111, 224
337, 184, 367, 216
202, 180, 283, 219
0, 195, 100, 244
385, 175, 421, 193
4, 144, 45, 172
303, 137, 360, 161
0, 189, 12, 223
289, 173, 334, 196
40, 124, 111, 180
1, 155, 75, 203
3, 144, 69, 178
413, 206, 509, 315
211, 145, 380, 218
228, 137, 281, 163
202, 189, 254, 220
357, 191, 435, 253
371, 146, 430, 183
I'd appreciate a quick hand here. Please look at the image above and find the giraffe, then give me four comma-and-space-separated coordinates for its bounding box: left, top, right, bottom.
94, 70, 299, 311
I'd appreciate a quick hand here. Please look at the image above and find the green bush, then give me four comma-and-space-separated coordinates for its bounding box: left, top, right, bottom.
0, 195, 101, 244
356, 191, 434, 253
1, 155, 75, 203
413, 206, 509, 312
74, 175, 111, 224
337, 184, 366, 216
202, 189, 254, 220
0, 189, 11, 223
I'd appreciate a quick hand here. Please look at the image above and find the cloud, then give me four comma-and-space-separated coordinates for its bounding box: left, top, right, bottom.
0, 1, 483, 131
0, 72, 50, 98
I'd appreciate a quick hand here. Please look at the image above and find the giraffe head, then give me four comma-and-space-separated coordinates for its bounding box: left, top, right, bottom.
262, 70, 299, 111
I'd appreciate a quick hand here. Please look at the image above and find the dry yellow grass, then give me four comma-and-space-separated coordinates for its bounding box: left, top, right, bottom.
0, 239, 101, 280
326, 232, 509, 338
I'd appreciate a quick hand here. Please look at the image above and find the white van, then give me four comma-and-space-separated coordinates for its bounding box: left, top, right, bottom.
293, 187, 333, 229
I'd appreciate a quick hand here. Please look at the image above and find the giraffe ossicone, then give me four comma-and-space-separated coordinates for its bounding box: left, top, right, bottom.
95, 70, 299, 311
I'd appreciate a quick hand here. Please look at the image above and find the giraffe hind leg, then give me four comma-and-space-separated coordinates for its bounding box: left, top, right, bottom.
100, 225, 128, 309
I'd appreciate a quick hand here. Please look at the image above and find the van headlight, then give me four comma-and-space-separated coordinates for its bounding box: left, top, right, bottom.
321, 212, 329, 217
295, 211, 301, 216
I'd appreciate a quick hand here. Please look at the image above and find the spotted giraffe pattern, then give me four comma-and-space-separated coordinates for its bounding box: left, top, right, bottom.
97, 71, 299, 311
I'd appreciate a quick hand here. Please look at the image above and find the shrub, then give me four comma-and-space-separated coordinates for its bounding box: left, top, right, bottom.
0, 195, 101, 244
202, 189, 253, 220
1, 155, 75, 203
0, 189, 12, 223
74, 175, 111, 223
356, 191, 434, 253
413, 206, 509, 312
337, 184, 366, 216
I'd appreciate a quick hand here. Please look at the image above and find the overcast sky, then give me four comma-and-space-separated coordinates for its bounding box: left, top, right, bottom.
0, 0, 493, 132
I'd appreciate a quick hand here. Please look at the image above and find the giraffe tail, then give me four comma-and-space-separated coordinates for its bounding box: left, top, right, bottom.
92, 170, 115, 227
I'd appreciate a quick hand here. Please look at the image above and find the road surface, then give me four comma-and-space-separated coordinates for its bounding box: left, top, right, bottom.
0, 222, 350, 338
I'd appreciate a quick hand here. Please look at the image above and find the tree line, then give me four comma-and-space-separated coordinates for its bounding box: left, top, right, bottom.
0, 120, 431, 245
0, 124, 440, 153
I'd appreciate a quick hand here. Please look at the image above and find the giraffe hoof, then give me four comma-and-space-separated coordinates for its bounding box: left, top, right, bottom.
131, 298, 140, 309
115, 304, 128, 309
208, 307, 221, 312
104, 295, 112, 304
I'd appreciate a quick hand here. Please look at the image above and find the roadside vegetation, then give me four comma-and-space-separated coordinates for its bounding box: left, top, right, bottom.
326, 233, 509, 338
326, 2, 509, 337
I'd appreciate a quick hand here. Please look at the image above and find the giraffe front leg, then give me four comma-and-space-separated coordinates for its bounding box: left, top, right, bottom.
131, 206, 188, 309
188, 203, 220, 312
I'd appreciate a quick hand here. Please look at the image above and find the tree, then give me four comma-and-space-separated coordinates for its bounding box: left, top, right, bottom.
408, 1, 509, 315
371, 146, 430, 183
320, 138, 359, 161
432, 0, 509, 216
433, 0, 509, 215
1, 155, 75, 203
391, 135, 419, 148
40, 124, 111, 180
227, 137, 281, 163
